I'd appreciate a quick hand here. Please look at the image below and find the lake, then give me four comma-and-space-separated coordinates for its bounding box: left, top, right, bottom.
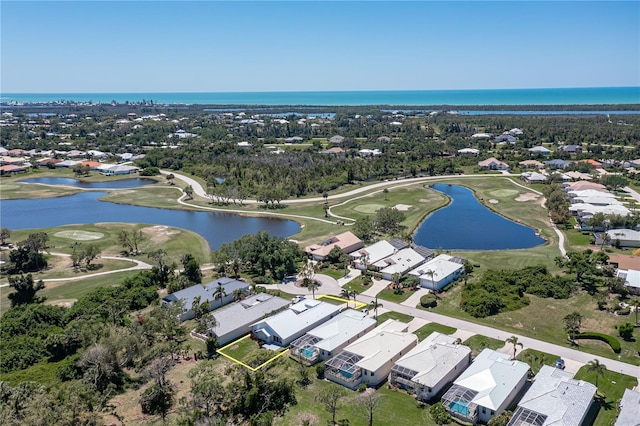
413, 184, 546, 250
19, 177, 158, 189
0, 192, 300, 251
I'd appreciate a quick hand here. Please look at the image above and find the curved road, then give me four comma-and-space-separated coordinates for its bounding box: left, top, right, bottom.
0, 252, 152, 287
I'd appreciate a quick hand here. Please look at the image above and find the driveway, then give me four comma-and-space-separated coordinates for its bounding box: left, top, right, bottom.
275, 274, 341, 296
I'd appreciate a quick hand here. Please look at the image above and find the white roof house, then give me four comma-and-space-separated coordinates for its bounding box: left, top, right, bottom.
408, 254, 464, 291
324, 319, 418, 389
571, 196, 622, 206
471, 133, 492, 139
615, 388, 640, 426
617, 269, 640, 295
567, 189, 616, 199
251, 299, 341, 347
458, 148, 480, 155
528, 146, 551, 155
289, 309, 377, 365
350, 240, 399, 270
375, 248, 427, 280
97, 164, 140, 175
206, 294, 290, 346
521, 172, 548, 184
508, 365, 597, 426
389, 332, 471, 401
606, 229, 640, 248
442, 349, 530, 425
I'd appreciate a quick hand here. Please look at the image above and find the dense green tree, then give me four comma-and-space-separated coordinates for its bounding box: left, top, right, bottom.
180, 253, 202, 284
563, 311, 584, 343
7, 274, 45, 307
373, 207, 406, 235
0, 227, 10, 245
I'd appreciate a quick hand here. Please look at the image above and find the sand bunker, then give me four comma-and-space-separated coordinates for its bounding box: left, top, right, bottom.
142, 225, 180, 243
394, 204, 412, 211
488, 199, 499, 204
54, 230, 105, 241
515, 193, 539, 202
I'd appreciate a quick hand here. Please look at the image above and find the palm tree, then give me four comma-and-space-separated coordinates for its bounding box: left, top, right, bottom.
631, 297, 640, 326
306, 279, 319, 299
369, 297, 383, 319
586, 359, 606, 388
506, 335, 523, 360
213, 284, 227, 307
340, 288, 353, 307
232, 288, 245, 302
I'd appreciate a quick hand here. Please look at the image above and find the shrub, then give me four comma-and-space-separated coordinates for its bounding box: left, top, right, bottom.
618, 323, 635, 341
574, 332, 621, 353
616, 308, 631, 316
430, 402, 451, 425
420, 293, 437, 308
315, 364, 325, 379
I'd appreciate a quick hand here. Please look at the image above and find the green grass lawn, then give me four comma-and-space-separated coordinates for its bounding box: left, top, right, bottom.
280, 371, 436, 426
0, 270, 138, 314
342, 275, 376, 294
433, 283, 640, 365
318, 267, 348, 280
574, 366, 638, 426
376, 288, 417, 304
413, 322, 457, 341
463, 335, 505, 356
376, 311, 414, 324
516, 348, 561, 375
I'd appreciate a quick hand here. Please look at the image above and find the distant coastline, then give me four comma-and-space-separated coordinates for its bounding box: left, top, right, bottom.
2, 86, 639, 106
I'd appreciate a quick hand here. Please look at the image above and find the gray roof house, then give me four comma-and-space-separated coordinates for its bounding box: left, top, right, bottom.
508, 365, 597, 426
495, 134, 517, 144
442, 349, 529, 425
389, 332, 471, 401
289, 309, 376, 365
251, 298, 341, 347
162, 277, 249, 321
615, 388, 640, 426
206, 294, 290, 346
544, 159, 571, 170
329, 135, 345, 144
324, 319, 417, 390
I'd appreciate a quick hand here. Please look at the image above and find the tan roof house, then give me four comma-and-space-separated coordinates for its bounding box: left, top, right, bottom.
478, 158, 509, 171
304, 231, 364, 261
519, 160, 544, 169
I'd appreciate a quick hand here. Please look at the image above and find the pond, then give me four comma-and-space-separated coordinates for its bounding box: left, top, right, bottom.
0, 192, 300, 251
413, 184, 545, 250
18, 177, 158, 189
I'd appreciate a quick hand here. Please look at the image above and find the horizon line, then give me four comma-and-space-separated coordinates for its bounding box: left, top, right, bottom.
2, 86, 639, 95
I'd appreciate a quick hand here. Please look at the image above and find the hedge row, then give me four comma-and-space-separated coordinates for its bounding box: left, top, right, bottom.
574, 332, 621, 353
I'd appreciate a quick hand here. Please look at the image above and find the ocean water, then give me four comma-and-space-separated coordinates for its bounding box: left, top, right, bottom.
2, 87, 639, 106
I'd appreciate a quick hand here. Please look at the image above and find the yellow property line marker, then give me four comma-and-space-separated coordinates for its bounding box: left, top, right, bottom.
218, 296, 368, 371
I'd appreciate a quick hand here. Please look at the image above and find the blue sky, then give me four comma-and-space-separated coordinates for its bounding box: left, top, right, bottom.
1, 1, 639, 93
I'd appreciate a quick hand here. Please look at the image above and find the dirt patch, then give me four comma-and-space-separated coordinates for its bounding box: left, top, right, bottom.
419, 198, 429, 203
515, 193, 540, 202
141, 225, 180, 244
47, 298, 77, 308
393, 203, 412, 211
102, 358, 200, 425
488, 199, 499, 204
513, 322, 524, 328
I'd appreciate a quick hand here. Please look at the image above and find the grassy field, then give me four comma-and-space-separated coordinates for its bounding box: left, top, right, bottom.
574, 366, 638, 426
434, 284, 640, 365
0, 270, 139, 314
413, 322, 457, 341
6, 222, 211, 263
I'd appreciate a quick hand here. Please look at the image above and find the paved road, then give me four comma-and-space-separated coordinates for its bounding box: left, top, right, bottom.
354, 293, 640, 380
624, 185, 640, 204
163, 170, 520, 205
